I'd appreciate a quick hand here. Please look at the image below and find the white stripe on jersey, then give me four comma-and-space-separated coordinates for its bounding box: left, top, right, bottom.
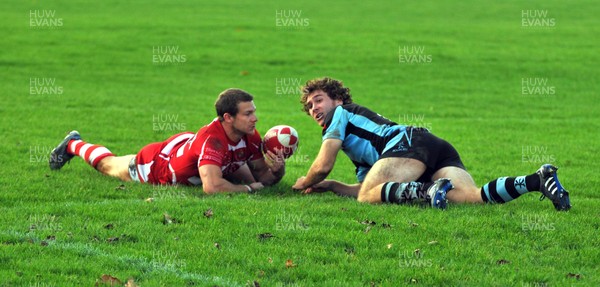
197, 135, 212, 169
137, 161, 153, 183
159, 133, 194, 160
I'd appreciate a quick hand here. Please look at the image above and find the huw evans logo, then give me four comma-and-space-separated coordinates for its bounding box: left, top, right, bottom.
30, 10, 63, 28
521, 10, 555, 28
152, 46, 187, 64
275, 10, 310, 28
399, 46, 432, 64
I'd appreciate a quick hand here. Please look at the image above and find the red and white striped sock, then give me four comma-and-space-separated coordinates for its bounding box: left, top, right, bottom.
67, 140, 115, 168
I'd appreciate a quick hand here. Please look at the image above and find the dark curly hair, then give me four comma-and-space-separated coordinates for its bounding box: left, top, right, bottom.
300, 77, 352, 115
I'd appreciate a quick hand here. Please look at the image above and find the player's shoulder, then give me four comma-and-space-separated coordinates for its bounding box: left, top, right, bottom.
196, 119, 228, 148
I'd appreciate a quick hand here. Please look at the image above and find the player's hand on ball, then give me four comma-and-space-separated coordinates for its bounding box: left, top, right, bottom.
265, 149, 285, 173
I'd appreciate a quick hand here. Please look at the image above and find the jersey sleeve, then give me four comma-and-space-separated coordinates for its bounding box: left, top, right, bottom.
197, 135, 227, 167
246, 129, 264, 161
356, 166, 369, 183
322, 106, 348, 141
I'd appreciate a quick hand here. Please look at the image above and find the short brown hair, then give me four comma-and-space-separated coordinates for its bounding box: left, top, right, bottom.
215, 88, 254, 120
300, 77, 352, 114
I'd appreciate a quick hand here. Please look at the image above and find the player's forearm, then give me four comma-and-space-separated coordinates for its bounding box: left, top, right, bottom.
328, 181, 360, 198
301, 167, 329, 189
203, 179, 252, 194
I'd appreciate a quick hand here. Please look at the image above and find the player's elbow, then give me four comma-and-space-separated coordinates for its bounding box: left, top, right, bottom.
262, 172, 284, 186
201, 183, 222, 194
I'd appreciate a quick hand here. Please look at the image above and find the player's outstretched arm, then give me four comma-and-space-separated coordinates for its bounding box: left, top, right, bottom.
303, 179, 361, 198
199, 164, 263, 194
292, 138, 342, 191
249, 149, 285, 186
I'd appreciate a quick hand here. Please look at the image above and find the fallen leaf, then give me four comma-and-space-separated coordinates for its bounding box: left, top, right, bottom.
364, 226, 373, 233
163, 213, 178, 225
496, 259, 510, 265
46, 235, 56, 241
251, 280, 260, 287
360, 219, 376, 225
256, 270, 265, 277
341, 208, 348, 211
285, 259, 296, 268
100, 274, 122, 286
268, 257, 273, 263
428, 240, 438, 245
145, 197, 154, 203
240, 70, 249, 76
257, 233, 274, 241
214, 242, 221, 249
344, 247, 355, 255
107, 237, 119, 243
566, 273, 581, 280
115, 184, 126, 191
40, 241, 48, 246
104, 223, 114, 230
381, 223, 392, 229
125, 278, 139, 287
203, 208, 214, 218
410, 222, 419, 227
386, 244, 393, 249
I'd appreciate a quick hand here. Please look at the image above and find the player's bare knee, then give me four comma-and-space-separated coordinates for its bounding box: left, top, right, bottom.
357, 189, 376, 204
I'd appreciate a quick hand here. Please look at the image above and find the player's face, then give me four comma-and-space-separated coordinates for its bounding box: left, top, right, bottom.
305, 90, 343, 127
232, 101, 258, 136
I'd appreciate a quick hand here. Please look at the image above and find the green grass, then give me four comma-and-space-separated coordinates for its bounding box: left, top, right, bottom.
1, 0, 599, 286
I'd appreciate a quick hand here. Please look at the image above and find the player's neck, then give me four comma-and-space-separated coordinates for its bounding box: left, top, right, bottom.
222, 124, 243, 143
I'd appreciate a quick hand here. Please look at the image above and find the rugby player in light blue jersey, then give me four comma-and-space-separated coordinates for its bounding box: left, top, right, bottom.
292, 77, 570, 211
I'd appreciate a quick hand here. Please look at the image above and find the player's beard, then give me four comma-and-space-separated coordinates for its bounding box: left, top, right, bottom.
232, 120, 255, 137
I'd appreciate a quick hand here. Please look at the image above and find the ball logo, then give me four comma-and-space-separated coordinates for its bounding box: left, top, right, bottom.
263, 125, 299, 159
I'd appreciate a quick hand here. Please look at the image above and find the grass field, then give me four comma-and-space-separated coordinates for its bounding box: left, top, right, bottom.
1, 0, 599, 286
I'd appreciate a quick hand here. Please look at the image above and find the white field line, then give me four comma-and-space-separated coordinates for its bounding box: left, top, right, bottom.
1, 230, 243, 287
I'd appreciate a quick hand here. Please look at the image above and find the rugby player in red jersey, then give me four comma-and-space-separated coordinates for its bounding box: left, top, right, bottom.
49, 88, 285, 194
